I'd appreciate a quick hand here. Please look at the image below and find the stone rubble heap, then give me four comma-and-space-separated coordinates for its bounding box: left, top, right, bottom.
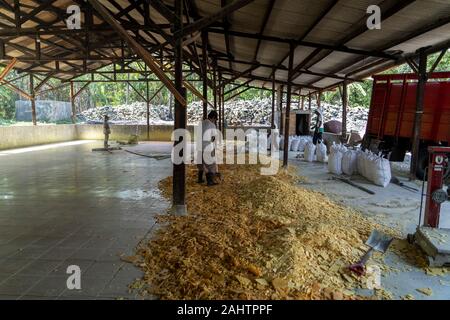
78, 98, 368, 133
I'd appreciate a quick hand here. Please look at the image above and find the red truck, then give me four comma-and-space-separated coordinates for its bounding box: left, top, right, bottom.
363, 72, 450, 179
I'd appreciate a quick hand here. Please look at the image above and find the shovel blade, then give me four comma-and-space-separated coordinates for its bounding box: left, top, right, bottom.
365, 230, 393, 253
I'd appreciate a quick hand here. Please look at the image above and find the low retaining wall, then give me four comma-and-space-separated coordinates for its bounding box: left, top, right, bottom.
75, 124, 196, 141
0, 124, 273, 150
0, 124, 78, 150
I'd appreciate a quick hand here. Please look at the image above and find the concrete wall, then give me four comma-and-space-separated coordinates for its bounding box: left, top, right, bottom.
15, 100, 72, 122
0, 124, 274, 150
75, 124, 195, 141
0, 124, 78, 150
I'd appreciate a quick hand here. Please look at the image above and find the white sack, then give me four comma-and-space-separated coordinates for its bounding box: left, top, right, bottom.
304, 142, 316, 162
316, 141, 328, 163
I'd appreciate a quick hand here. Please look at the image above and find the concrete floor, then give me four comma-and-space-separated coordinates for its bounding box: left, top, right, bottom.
0, 141, 171, 300
289, 153, 450, 300
1, 141, 449, 300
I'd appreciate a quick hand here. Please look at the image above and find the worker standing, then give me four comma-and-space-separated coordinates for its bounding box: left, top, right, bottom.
313, 105, 324, 145
103, 114, 111, 149
197, 111, 219, 186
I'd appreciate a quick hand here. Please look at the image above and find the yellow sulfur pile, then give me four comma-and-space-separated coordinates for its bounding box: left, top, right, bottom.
132, 162, 399, 300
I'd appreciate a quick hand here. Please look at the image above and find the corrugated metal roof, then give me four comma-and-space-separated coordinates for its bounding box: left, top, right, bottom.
0, 0, 449, 93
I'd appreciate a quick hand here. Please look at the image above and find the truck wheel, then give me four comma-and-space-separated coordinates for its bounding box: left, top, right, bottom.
415, 148, 428, 181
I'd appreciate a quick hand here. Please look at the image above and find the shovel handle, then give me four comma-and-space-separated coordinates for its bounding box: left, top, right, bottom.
349, 248, 374, 276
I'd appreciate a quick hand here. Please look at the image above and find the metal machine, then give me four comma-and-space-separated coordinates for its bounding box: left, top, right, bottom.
408, 146, 450, 267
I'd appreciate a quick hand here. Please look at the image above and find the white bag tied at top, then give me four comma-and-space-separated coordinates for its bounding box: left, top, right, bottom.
328, 143, 347, 175
370, 154, 391, 187
297, 138, 307, 152
316, 141, 328, 163
342, 150, 358, 176
304, 142, 316, 162
356, 150, 391, 187
291, 137, 300, 151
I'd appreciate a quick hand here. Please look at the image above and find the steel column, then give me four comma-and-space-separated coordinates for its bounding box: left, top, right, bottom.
410, 49, 428, 180
29, 74, 36, 126
70, 81, 75, 124
283, 43, 295, 167
202, 31, 208, 119
271, 69, 275, 129
172, 0, 186, 215
342, 80, 348, 141
146, 80, 150, 140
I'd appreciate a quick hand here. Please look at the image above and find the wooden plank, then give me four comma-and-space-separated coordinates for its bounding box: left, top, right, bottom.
0, 57, 17, 81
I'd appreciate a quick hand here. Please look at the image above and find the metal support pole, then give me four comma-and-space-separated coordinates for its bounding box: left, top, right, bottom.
410, 49, 428, 180
222, 85, 225, 133
283, 43, 295, 167
218, 73, 222, 129
146, 80, 150, 140
172, 0, 186, 215
271, 69, 275, 129
202, 31, 208, 120
342, 80, 348, 141
70, 81, 76, 124
213, 61, 217, 110
29, 74, 36, 126
278, 85, 283, 133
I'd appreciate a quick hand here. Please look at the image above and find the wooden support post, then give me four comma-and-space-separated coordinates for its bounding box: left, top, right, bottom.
277, 85, 283, 131
29, 74, 36, 126
213, 61, 217, 110
221, 85, 225, 133
146, 80, 150, 140
271, 70, 275, 129
202, 31, 208, 120
172, 0, 187, 215
70, 81, 76, 123
283, 43, 294, 167
410, 49, 428, 180
218, 73, 222, 129
342, 80, 348, 141
308, 93, 312, 110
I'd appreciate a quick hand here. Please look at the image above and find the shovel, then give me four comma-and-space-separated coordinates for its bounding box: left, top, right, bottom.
349, 230, 393, 276
391, 176, 419, 192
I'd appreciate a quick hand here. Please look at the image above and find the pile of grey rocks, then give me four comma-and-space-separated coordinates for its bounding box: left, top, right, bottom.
77, 98, 368, 133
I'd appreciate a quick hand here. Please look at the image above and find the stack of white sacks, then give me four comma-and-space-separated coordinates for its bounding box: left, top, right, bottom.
327, 142, 391, 187
280, 135, 313, 152
278, 136, 392, 188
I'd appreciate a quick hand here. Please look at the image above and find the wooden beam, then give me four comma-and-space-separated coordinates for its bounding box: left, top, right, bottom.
219, 64, 259, 88
33, 72, 54, 93
175, 0, 256, 39
74, 82, 91, 99
1, 79, 32, 100
88, 0, 187, 106
253, 0, 275, 61
207, 29, 397, 60
0, 57, 17, 81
